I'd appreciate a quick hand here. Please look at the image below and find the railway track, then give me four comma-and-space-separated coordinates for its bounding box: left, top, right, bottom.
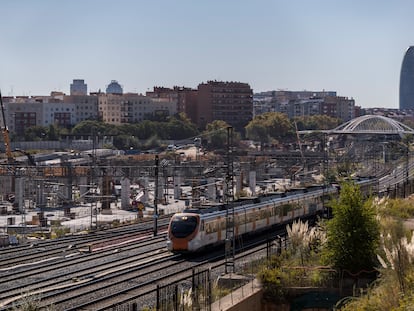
0, 230, 170, 309
1, 226, 283, 310
0, 236, 167, 296
64, 237, 273, 311
0, 220, 169, 269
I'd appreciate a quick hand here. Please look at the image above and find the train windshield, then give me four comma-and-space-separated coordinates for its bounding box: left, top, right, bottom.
170, 215, 198, 238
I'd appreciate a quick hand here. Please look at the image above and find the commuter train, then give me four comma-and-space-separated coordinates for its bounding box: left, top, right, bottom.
166, 178, 378, 253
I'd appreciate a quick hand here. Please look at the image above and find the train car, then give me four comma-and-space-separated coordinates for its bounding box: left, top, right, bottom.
167, 185, 337, 253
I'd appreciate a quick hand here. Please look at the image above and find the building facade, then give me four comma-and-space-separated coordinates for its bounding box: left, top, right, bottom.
400, 46, 414, 110
253, 90, 357, 122
70, 79, 88, 96
98, 93, 177, 125
64, 94, 99, 123
4, 93, 76, 135
146, 86, 198, 124
197, 81, 253, 131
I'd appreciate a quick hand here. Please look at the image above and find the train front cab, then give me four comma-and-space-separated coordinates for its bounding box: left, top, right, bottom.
167, 213, 201, 252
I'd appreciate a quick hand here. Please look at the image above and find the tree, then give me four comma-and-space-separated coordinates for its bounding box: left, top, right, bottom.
23, 125, 49, 141
322, 181, 380, 273
294, 115, 341, 131
71, 120, 112, 136
245, 114, 270, 148
47, 124, 60, 141
164, 113, 199, 140
245, 112, 294, 147
203, 120, 239, 150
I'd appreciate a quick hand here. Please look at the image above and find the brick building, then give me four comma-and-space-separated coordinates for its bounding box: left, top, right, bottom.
197, 81, 253, 131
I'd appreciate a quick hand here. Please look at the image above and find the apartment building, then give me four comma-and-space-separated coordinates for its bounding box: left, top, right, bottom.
64, 94, 99, 123
197, 81, 253, 131
288, 98, 324, 118
4, 94, 75, 135
254, 90, 357, 123
146, 86, 198, 124
323, 96, 355, 122
3, 89, 104, 135
98, 93, 177, 125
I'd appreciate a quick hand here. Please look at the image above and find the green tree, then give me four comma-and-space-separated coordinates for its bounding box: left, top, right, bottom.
23, 125, 49, 141
245, 112, 294, 146
134, 120, 157, 139
294, 115, 341, 131
71, 120, 112, 136
245, 114, 270, 148
47, 124, 60, 141
165, 113, 199, 140
322, 181, 380, 273
203, 120, 240, 150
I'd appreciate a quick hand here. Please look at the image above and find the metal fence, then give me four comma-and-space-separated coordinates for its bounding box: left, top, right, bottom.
111, 268, 212, 311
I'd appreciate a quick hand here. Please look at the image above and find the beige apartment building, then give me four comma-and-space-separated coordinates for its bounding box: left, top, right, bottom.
98, 93, 177, 125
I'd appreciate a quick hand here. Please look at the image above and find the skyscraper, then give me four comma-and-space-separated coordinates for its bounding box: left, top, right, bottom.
400, 46, 414, 110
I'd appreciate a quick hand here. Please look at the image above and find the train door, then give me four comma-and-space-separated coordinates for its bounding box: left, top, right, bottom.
240, 208, 247, 235
245, 208, 256, 232
235, 212, 239, 236
266, 205, 270, 226
272, 201, 280, 225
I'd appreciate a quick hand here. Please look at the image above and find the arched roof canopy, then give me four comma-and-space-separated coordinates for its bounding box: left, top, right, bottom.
299, 115, 414, 137
331, 115, 414, 136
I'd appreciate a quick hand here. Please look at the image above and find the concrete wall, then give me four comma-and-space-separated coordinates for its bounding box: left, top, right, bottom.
212, 279, 264, 311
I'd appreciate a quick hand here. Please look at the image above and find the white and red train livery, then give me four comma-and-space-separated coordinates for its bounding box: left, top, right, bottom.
167, 185, 335, 252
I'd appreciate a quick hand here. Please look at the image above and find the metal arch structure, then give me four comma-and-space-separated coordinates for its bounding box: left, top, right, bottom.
330, 115, 414, 136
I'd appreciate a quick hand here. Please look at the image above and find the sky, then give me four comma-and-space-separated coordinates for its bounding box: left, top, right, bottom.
0, 0, 413, 109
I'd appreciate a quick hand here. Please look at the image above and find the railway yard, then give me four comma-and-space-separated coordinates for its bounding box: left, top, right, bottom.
0, 215, 278, 310
0, 145, 303, 310
0, 133, 413, 310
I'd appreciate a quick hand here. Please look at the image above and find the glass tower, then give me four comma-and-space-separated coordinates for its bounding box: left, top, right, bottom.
400, 46, 414, 110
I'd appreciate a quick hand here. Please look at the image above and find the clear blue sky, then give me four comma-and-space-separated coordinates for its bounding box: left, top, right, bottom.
0, 0, 413, 108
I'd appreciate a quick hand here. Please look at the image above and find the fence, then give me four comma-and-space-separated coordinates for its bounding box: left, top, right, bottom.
111, 268, 212, 311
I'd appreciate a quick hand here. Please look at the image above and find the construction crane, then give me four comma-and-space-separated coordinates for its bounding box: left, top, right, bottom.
0, 90, 13, 163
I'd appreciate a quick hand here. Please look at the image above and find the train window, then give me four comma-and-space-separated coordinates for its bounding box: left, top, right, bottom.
282, 204, 291, 216
170, 215, 198, 238
242, 213, 247, 224
213, 221, 218, 232
220, 218, 226, 230
247, 211, 256, 222
260, 209, 270, 219
205, 223, 211, 234
235, 214, 242, 225
205, 220, 217, 234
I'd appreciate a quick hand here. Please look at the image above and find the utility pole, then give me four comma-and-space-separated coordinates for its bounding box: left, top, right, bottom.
153, 155, 159, 236
405, 140, 409, 198
322, 132, 329, 218
225, 126, 235, 274
88, 126, 98, 232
